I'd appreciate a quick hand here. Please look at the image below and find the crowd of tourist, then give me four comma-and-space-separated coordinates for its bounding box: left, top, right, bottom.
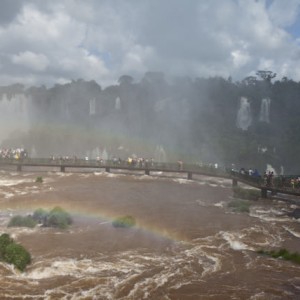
0, 148, 28, 160
233, 166, 300, 191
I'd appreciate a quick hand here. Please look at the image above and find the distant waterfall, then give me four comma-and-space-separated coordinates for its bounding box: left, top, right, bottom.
102, 148, 108, 160
154, 145, 167, 163
259, 98, 271, 123
91, 147, 100, 159
0, 93, 31, 142
31, 146, 37, 158
115, 97, 121, 110
89, 98, 96, 115
236, 97, 252, 130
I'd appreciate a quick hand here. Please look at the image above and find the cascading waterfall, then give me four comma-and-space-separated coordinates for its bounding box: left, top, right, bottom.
0, 93, 31, 142
236, 97, 252, 130
30, 146, 37, 158
154, 145, 167, 163
259, 98, 271, 123
91, 147, 100, 159
115, 97, 121, 110
102, 148, 108, 160
89, 98, 96, 115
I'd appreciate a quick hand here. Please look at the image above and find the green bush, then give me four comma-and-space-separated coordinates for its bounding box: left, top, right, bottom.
33, 208, 48, 224
257, 248, 300, 265
35, 176, 43, 183
112, 215, 136, 228
0, 234, 31, 271
45, 207, 72, 229
8, 215, 37, 228
0, 233, 13, 257
32, 207, 72, 229
228, 199, 251, 213
233, 186, 260, 201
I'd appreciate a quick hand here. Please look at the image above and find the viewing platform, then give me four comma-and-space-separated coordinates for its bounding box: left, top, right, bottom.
0, 157, 300, 199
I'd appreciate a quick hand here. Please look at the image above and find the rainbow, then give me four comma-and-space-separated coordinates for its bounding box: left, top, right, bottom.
10, 201, 188, 243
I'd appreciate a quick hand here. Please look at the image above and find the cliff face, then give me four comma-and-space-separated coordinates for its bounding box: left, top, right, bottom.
0, 73, 299, 173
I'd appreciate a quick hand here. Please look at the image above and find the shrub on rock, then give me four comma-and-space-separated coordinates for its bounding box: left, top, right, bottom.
35, 176, 43, 183
233, 186, 260, 201
112, 215, 136, 228
8, 215, 37, 228
45, 207, 73, 229
228, 199, 251, 213
0, 233, 31, 271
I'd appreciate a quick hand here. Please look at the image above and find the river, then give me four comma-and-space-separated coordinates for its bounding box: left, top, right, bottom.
0, 170, 299, 299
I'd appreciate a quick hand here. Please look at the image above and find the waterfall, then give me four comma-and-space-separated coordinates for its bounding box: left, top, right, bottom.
102, 148, 108, 160
91, 147, 100, 159
0, 93, 30, 142
266, 164, 277, 175
154, 145, 167, 163
31, 146, 37, 158
236, 97, 252, 130
115, 97, 121, 110
89, 98, 96, 115
259, 98, 271, 123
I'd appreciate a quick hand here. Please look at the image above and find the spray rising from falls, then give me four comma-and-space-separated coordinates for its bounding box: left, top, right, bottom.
0, 93, 31, 142
154, 145, 167, 163
89, 98, 96, 116
115, 97, 121, 110
259, 98, 271, 123
236, 97, 252, 131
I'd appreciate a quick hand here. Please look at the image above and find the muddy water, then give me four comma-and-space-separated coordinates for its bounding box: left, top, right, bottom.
0, 170, 299, 299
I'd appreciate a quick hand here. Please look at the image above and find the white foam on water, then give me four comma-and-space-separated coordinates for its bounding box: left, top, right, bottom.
0, 179, 32, 186
172, 178, 191, 184
220, 231, 254, 251
283, 226, 300, 238
3, 192, 15, 198
214, 201, 226, 208
196, 199, 207, 207
249, 211, 292, 223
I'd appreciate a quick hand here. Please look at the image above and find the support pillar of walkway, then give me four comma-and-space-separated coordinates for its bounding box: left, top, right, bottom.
17, 164, 22, 172
187, 172, 193, 180
261, 188, 267, 198
105, 167, 110, 173
145, 169, 150, 176
232, 178, 238, 187
60, 166, 65, 172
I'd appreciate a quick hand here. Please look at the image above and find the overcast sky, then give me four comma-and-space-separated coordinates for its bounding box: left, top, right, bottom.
0, 0, 300, 87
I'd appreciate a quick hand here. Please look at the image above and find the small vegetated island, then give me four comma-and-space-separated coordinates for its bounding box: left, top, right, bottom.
257, 248, 300, 265
4, 207, 72, 271
8, 206, 73, 229
112, 215, 136, 228
227, 186, 260, 213
0, 233, 31, 271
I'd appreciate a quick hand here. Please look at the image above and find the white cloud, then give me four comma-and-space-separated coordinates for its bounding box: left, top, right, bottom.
12, 51, 49, 71
0, 0, 299, 86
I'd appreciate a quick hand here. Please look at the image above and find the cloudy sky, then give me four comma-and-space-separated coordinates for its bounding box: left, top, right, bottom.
0, 0, 300, 87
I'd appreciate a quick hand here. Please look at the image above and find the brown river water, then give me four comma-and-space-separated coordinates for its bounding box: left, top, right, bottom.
0, 169, 299, 299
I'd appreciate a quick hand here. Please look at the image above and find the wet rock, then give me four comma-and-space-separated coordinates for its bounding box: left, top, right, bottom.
287, 208, 300, 219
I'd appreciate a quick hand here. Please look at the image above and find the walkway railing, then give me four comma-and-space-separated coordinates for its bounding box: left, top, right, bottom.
1, 157, 300, 195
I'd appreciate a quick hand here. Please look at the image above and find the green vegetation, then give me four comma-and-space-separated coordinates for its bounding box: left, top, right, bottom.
44, 207, 72, 229
112, 215, 136, 228
233, 186, 260, 201
32, 208, 48, 223
7, 207, 73, 230
0, 233, 31, 271
8, 215, 37, 228
228, 199, 251, 213
257, 248, 300, 265
35, 176, 43, 183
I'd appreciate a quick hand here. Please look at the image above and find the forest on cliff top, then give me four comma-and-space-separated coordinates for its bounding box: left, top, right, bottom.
0, 70, 299, 174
